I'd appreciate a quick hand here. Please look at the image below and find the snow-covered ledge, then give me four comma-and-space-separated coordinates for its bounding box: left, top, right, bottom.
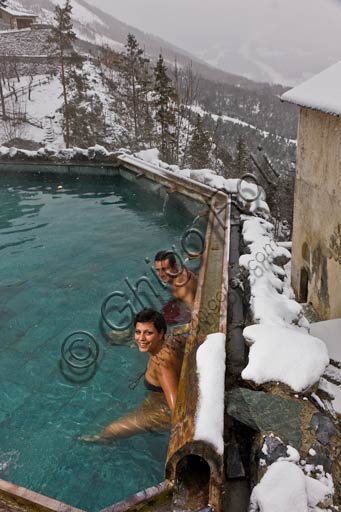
238, 214, 340, 510
194, 333, 226, 454
134, 148, 269, 216
0, 144, 116, 161
132, 151, 340, 508
239, 215, 329, 392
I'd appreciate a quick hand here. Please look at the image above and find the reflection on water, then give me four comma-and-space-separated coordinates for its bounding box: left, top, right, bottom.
0, 450, 21, 476
0, 187, 43, 230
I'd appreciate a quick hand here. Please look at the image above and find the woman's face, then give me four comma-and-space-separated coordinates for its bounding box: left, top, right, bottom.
134, 321, 164, 354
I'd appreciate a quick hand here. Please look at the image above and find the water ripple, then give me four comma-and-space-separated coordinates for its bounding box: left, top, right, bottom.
0, 237, 35, 251
2, 223, 48, 235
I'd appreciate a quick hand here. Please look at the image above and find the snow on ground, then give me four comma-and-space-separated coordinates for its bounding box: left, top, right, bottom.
76, 27, 125, 52
242, 324, 329, 392
0, 61, 127, 148
310, 319, 341, 414
0, 74, 63, 147
323, 372, 341, 414
249, 461, 333, 512
310, 319, 341, 362
192, 103, 260, 131
72, 0, 105, 27
3, 75, 46, 96
190, 104, 297, 145
194, 333, 226, 454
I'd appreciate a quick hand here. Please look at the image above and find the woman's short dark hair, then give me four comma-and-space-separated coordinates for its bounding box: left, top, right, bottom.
134, 309, 167, 334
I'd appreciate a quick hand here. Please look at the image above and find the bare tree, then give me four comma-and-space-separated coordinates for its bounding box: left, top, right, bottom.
49, 0, 76, 148
28, 65, 38, 101
2, 97, 28, 142
0, 77, 6, 119
0, 53, 8, 118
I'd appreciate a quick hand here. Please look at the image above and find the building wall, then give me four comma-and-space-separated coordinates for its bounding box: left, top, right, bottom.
0, 10, 15, 28
291, 107, 341, 320
17, 18, 34, 29
0, 10, 35, 29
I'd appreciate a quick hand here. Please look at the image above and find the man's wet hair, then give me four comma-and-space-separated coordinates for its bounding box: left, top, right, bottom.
154, 250, 176, 267
134, 308, 167, 334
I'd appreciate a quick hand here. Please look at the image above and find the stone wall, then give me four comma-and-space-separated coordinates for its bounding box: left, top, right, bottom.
0, 28, 52, 57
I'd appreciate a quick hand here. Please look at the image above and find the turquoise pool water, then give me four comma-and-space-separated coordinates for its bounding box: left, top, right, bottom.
0, 171, 202, 511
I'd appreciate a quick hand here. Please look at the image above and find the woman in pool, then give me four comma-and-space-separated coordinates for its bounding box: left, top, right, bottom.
81, 308, 185, 441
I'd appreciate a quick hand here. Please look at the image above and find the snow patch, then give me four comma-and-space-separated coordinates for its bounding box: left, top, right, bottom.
239, 216, 306, 328
250, 461, 333, 512
194, 333, 226, 455
242, 324, 329, 392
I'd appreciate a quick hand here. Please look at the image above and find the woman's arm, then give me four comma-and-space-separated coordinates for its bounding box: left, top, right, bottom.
158, 363, 179, 412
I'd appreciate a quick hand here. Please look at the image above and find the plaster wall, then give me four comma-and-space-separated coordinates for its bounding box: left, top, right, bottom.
291, 108, 341, 320
0, 10, 15, 28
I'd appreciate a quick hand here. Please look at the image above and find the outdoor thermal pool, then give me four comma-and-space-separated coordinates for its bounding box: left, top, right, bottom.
0, 171, 206, 511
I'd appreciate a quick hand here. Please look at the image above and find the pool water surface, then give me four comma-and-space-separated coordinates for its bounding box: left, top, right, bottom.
0, 172, 203, 511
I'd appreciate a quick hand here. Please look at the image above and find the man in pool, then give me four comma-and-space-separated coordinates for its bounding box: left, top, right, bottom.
154, 250, 197, 329
81, 309, 184, 441
105, 251, 196, 345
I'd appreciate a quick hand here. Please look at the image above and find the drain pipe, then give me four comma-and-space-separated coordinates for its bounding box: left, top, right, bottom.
226, 198, 247, 377
223, 197, 250, 512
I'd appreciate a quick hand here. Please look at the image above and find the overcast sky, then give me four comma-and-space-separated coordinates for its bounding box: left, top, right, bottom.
91, 0, 341, 84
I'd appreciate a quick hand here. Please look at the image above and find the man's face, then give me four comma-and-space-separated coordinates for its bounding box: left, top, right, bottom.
154, 258, 174, 283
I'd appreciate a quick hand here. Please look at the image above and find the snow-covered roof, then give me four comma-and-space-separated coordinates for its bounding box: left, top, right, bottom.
0, 5, 37, 17
281, 61, 341, 117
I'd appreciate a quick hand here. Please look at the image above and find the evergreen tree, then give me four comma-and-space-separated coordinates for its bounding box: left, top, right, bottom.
210, 116, 234, 176
153, 54, 177, 163
234, 135, 252, 176
0, 0, 8, 7
117, 33, 151, 149
49, 0, 76, 148
139, 58, 154, 147
188, 115, 211, 169
213, 144, 234, 177
62, 65, 107, 148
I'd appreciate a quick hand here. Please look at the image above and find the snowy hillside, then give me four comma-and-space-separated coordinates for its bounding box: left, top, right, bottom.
0, 61, 127, 149
0, 0, 298, 193
10, 0, 257, 89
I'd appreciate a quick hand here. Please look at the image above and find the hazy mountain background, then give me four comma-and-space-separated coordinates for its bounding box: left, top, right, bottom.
10, 0, 262, 88
93, 0, 341, 86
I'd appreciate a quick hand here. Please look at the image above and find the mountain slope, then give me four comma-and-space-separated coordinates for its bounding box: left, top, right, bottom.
0, 0, 298, 176
13, 0, 269, 90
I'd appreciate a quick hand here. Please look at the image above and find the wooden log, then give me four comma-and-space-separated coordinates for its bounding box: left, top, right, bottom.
165, 196, 230, 512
